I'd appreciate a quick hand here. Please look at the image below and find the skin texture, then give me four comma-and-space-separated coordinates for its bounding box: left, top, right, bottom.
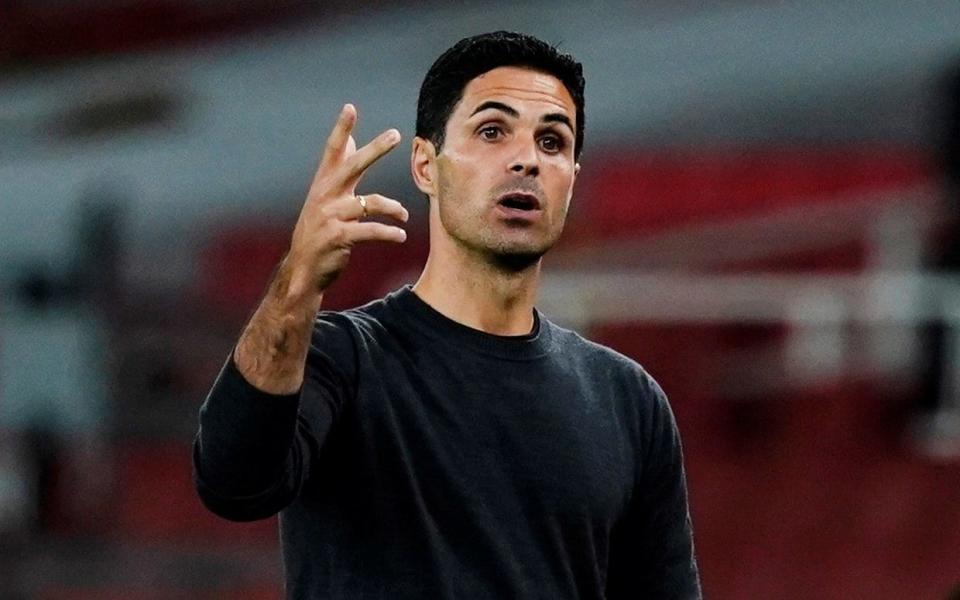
411, 66, 580, 335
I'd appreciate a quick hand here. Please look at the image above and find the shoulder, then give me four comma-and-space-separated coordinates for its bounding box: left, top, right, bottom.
546, 319, 664, 399
306, 294, 397, 378
312, 294, 394, 340
545, 320, 678, 457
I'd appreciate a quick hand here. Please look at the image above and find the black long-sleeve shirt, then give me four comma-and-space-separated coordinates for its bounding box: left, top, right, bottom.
193, 286, 700, 599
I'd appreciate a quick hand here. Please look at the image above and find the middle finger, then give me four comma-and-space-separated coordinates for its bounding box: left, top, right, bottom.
336, 128, 402, 187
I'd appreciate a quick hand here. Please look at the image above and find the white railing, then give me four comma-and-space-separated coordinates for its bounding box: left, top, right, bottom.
539, 269, 960, 458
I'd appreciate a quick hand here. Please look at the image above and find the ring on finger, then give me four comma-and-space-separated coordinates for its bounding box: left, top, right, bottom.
356, 194, 368, 219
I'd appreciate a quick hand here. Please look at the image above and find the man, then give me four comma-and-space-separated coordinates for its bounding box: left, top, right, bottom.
194, 31, 701, 599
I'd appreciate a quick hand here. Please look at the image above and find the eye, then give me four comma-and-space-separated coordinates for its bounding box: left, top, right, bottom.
478, 125, 502, 141
538, 134, 564, 153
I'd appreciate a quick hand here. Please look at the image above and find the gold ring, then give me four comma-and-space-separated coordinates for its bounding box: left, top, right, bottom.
356, 194, 368, 219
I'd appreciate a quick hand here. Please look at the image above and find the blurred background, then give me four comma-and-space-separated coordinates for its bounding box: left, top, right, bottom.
1, 1, 959, 598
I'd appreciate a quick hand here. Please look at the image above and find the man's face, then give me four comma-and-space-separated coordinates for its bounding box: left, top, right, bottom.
426, 66, 579, 268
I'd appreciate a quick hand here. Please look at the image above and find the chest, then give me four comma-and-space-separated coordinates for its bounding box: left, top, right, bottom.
340, 343, 635, 526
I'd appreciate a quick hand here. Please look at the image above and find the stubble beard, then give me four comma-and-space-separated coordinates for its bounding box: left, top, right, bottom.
436, 180, 564, 274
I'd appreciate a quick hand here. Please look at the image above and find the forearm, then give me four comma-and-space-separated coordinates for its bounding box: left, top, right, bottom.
194, 255, 321, 517
234, 253, 323, 395
194, 354, 305, 519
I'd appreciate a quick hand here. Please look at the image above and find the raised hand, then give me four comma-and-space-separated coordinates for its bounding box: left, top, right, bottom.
286, 104, 409, 296
233, 104, 407, 393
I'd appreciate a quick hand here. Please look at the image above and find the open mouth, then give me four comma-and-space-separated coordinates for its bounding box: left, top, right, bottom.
497, 193, 541, 211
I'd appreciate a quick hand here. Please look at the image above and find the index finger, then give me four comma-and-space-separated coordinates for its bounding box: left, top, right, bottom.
318, 104, 357, 171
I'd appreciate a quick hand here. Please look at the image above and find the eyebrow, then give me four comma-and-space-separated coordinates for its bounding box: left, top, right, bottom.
470, 101, 574, 134
470, 101, 519, 118
542, 113, 574, 134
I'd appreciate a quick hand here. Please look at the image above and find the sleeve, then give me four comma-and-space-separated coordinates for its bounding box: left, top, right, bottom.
606, 377, 702, 599
192, 313, 357, 522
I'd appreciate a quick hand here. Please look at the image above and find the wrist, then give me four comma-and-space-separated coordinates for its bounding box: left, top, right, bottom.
275, 252, 324, 313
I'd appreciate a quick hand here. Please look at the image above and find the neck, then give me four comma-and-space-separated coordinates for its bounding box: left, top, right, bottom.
412, 241, 541, 337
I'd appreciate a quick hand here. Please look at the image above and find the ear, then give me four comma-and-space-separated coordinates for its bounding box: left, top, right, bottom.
411, 136, 438, 196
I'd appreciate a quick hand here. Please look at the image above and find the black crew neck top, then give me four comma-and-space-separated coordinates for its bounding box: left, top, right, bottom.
386, 286, 549, 360
194, 286, 700, 599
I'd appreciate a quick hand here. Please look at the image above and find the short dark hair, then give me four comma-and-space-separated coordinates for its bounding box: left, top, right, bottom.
416, 31, 585, 160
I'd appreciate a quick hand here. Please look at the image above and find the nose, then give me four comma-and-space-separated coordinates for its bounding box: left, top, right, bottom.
507, 136, 540, 177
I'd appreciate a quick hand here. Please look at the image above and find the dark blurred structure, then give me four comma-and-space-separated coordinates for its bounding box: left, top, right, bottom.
0, 1, 325, 66
0, 206, 114, 597
916, 55, 960, 434
2, 1, 960, 598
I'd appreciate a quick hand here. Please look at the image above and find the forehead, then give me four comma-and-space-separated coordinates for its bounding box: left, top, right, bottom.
457, 66, 575, 119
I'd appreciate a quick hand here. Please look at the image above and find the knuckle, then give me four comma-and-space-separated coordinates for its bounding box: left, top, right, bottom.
317, 203, 338, 221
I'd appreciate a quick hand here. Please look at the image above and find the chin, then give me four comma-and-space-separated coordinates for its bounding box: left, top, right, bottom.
487, 238, 556, 272
450, 224, 561, 271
